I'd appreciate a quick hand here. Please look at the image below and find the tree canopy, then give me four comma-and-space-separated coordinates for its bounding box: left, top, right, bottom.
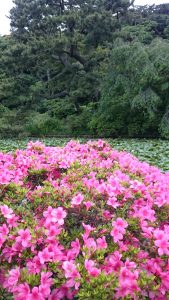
0, 1, 169, 138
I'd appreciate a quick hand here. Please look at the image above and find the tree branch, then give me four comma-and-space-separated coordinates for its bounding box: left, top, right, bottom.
45, 91, 68, 99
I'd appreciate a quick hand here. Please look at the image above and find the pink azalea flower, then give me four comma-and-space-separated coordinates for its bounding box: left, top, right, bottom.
51, 207, 67, 225
43, 206, 53, 223
110, 227, 123, 243
39, 284, 51, 298
7, 214, 19, 228
84, 201, 93, 210
85, 259, 101, 277
107, 197, 120, 208
0, 224, 9, 236
50, 285, 74, 300
137, 206, 156, 222
71, 193, 84, 206
154, 229, 166, 241
5, 267, 20, 289
70, 238, 81, 257
38, 248, 52, 264
160, 271, 169, 291
0, 233, 5, 248
40, 272, 53, 286
105, 251, 123, 273
83, 237, 97, 251
43, 206, 67, 225
27, 256, 44, 274
96, 236, 107, 249
117, 267, 140, 298
103, 210, 112, 220
82, 223, 95, 237
47, 225, 62, 238
27, 287, 45, 300
111, 218, 128, 243
155, 239, 169, 256
16, 229, 31, 248
13, 283, 30, 300
112, 218, 128, 233
0, 205, 13, 219
62, 261, 81, 280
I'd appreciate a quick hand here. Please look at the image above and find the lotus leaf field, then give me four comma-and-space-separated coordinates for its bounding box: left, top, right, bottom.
0, 140, 169, 299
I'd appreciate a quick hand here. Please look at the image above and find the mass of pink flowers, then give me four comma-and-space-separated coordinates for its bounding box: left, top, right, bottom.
0, 140, 169, 299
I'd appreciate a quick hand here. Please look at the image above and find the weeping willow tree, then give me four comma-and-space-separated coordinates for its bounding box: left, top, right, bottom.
92, 38, 169, 138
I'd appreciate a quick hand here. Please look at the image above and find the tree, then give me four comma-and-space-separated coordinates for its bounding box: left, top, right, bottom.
9, 0, 132, 114
93, 39, 169, 138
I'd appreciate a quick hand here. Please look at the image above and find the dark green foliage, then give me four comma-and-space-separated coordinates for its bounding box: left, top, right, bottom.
0, 1, 169, 137
94, 39, 169, 138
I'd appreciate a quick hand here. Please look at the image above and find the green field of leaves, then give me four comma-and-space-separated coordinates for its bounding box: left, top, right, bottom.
0, 138, 168, 171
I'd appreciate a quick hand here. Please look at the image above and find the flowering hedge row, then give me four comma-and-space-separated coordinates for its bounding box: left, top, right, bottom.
0, 140, 169, 299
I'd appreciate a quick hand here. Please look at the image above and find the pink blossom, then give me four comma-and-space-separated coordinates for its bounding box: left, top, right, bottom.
39, 284, 51, 298
27, 287, 45, 300
0, 233, 5, 248
62, 261, 81, 280
155, 239, 169, 256
110, 227, 123, 242
50, 285, 74, 300
83, 237, 97, 251
7, 214, 19, 228
13, 283, 30, 300
85, 259, 101, 277
104, 251, 122, 273
107, 197, 120, 208
51, 207, 67, 224
82, 223, 95, 237
0, 205, 13, 219
27, 256, 43, 274
103, 210, 112, 220
84, 201, 93, 210
96, 236, 107, 249
40, 272, 53, 286
38, 248, 52, 264
112, 218, 128, 233
4, 267, 20, 289
137, 206, 156, 222
43, 206, 67, 225
70, 238, 81, 257
111, 218, 128, 243
0, 224, 9, 236
117, 267, 140, 298
47, 225, 62, 238
16, 229, 31, 248
71, 193, 84, 206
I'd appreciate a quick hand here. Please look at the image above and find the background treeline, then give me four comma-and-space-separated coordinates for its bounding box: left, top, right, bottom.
0, 0, 169, 138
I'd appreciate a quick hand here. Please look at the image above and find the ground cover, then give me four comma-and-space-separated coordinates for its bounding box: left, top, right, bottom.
0, 140, 169, 299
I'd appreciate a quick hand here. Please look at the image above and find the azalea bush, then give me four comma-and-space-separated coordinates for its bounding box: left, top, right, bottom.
0, 140, 169, 300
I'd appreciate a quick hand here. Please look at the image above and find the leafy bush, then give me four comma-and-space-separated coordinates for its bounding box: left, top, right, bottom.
0, 108, 27, 138
95, 40, 169, 138
0, 140, 169, 299
25, 112, 62, 136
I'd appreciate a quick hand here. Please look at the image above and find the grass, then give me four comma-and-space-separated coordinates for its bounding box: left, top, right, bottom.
0, 138, 168, 171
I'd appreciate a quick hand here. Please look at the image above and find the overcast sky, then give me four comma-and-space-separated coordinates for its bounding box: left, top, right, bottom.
0, 0, 169, 35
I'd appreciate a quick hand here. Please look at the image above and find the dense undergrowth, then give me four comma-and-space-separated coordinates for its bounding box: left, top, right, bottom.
0, 140, 169, 299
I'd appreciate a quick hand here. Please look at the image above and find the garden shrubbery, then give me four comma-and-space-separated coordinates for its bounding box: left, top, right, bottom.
0, 140, 169, 299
